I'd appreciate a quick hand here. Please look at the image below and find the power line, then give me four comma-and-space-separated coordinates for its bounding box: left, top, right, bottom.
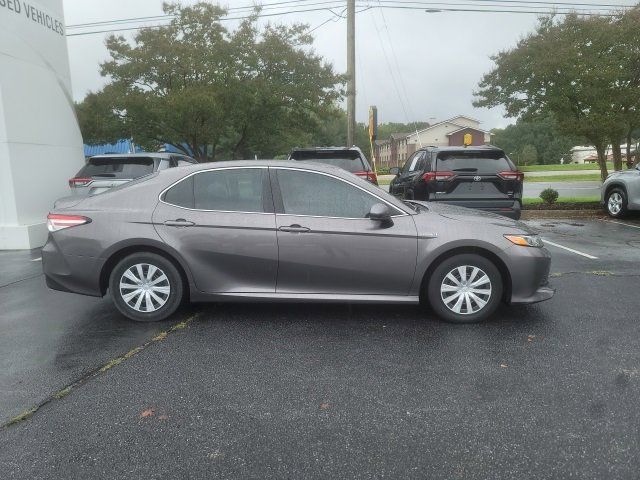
65, 1, 630, 37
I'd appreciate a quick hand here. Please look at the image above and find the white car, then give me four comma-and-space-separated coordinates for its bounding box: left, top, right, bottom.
602, 163, 640, 217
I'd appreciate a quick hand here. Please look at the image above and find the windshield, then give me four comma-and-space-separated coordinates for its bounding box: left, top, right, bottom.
77, 157, 155, 179
436, 152, 513, 174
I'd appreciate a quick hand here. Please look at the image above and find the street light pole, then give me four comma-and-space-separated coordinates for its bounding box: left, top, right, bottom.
347, 0, 356, 146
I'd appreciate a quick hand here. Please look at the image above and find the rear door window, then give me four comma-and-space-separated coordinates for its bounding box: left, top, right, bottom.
193, 168, 265, 212
436, 152, 513, 174
78, 157, 155, 179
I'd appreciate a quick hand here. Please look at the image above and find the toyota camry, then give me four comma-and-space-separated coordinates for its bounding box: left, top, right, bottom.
43, 161, 554, 323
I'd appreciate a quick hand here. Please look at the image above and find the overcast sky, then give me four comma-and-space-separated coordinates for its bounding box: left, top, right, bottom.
62, 0, 635, 130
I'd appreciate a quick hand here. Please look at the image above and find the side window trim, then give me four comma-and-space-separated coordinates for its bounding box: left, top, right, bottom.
270, 166, 408, 219
159, 166, 273, 214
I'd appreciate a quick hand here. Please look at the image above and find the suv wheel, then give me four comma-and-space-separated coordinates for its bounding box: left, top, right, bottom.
426, 254, 503, 323
109, 252, 184, 322
606, 188, 627, 218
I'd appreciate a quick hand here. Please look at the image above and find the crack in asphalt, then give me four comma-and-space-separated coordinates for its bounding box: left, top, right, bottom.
550, 271, 640, 278
0, 273, 44, 290
1, 312, 200, 430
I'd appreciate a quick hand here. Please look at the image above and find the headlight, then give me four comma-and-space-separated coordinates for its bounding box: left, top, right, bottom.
504, 234, 544, 248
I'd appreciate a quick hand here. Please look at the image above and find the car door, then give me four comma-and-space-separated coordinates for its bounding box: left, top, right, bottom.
271, 167, 418, 295
628, 165, 640, 209
152, 167, 278, 293
390, 151, 425, 199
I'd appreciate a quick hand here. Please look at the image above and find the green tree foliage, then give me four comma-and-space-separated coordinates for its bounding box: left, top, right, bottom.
474, 9, 640, 180
520, 144, 539, 166
491, 114, 583, 165
77, 2, 344, 160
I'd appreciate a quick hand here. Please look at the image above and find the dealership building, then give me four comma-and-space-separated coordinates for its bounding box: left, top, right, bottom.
0, 0, 84, 250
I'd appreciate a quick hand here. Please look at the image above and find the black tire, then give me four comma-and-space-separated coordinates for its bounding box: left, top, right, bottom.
109, 252, 184, 322
426, 254, 503, 324
605, 188, 628, 218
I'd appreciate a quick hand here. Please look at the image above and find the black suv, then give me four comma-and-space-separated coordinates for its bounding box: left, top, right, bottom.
388, 146, 523, 219
288, 147, 378, 185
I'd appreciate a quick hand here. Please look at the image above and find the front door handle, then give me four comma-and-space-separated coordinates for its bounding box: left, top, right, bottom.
164, 219, 195, 227
278, 224, 310, 233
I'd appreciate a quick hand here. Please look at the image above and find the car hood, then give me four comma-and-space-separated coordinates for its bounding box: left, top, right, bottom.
607, 168, 639, 179
409, 201, 534, 234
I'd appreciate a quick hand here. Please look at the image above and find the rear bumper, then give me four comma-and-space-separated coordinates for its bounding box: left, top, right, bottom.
42, 235, 105, 297
434, 200, 521, 219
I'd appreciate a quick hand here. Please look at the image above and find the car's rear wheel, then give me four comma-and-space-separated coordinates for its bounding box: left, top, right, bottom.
606, 188, 627, 218
109, 252, 184, 322
426, 254, 503, 323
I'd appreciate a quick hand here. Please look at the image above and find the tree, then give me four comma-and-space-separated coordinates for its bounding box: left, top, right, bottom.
474, 10, 640, 180
78, 2, 344, 161
520, 144, 539, 166
491, 114, 583, 164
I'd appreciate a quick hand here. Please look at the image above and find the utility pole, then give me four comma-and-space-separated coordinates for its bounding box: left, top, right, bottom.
346, 0, 356, 146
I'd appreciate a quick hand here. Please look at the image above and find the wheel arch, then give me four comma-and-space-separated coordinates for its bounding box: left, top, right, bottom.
99, 239, 193, 296
604, 182, 628, 199
419, 246, 512, 303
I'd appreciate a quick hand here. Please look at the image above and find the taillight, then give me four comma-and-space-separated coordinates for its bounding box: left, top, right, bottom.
47, 214, 91, 232
355, 171, 378, 185
422, 171, 455, 182
69, 177, 92, 187
497, 171, 524, 181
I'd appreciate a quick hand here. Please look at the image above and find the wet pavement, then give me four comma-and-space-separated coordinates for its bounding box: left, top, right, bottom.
0, 216, 639, 479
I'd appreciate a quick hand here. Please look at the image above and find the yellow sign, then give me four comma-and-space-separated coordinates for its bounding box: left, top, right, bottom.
463, 133, 473, 146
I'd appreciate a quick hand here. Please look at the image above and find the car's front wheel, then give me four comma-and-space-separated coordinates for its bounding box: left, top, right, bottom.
109, 252, 184, 322
426, 254, 503, 323
606, 188, 627, 218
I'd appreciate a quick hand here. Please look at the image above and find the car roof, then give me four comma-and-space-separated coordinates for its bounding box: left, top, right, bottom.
419, 145, 504, 153
289, 146, 364, 153
171, 159, 355, 175
89, 153, 191, 159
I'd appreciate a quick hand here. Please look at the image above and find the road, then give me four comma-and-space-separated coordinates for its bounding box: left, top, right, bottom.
1, 217, 640, 479
378, 180, 602, 198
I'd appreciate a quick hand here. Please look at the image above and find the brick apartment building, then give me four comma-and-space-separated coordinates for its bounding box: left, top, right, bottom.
374, 115, 492, 168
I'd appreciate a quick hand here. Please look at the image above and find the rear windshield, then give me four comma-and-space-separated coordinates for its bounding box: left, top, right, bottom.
436, 152, 513, 174
290, 151, 367, 172
77, 157, 155, 179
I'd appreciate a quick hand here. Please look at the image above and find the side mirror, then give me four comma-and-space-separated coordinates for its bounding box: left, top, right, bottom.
368, 203, 393, 227
389, 167, 400, 176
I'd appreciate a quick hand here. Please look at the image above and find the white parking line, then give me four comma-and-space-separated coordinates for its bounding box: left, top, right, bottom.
605, 220, 640, 230
542, 239, 598, 259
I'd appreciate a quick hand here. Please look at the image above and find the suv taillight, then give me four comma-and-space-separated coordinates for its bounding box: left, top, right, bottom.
422, 171, 455, 182
47, 214, 91, 232
355, 171, 378, 185
497, 171, 524, 181
69, 177, 92, 187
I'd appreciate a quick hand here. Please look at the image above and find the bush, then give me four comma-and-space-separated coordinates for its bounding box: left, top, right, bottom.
540, 188, 559, 204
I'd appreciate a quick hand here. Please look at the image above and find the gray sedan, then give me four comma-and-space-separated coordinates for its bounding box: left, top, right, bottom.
602, 163, 640, 217
43, 161, 554, 324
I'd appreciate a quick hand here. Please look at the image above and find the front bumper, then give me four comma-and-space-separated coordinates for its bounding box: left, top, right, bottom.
504, 244, 554, 305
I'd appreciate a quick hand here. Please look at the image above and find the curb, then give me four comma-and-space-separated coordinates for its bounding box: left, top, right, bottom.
521, 210, 605, 219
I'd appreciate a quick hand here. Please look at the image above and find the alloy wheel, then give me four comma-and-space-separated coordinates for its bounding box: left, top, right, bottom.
608, 192, 623, 215
440, 265, 492, 315
119, 263, 171, 312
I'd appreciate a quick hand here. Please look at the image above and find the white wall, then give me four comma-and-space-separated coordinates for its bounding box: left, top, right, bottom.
0, 0, 84, 249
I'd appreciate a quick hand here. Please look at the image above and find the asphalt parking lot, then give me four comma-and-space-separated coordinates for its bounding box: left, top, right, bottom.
1, 215, 640, 479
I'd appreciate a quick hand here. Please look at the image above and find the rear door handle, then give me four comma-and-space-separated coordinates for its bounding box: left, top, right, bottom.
164, 219, 195, 227
278, 224, 310, 233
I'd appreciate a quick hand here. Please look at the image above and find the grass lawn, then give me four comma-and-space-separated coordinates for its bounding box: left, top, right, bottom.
524, 173, 601, 182
379, 174, 601, 185
519, 163, 611, 172
523, 196, 600, 205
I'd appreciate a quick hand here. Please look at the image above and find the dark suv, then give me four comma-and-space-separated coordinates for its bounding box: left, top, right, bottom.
288, 146, 378, 185
388, 146, 523, 219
